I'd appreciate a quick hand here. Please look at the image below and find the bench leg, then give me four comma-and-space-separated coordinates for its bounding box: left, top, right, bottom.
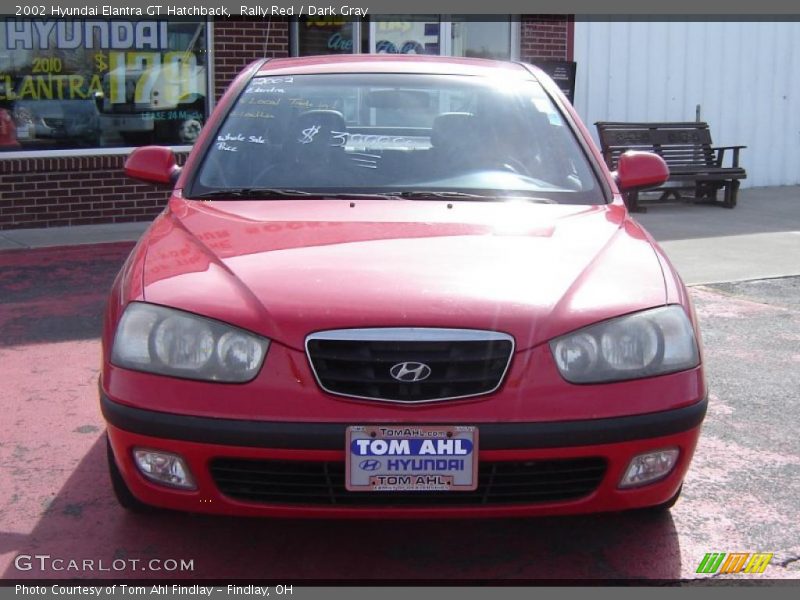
723, 180, 740, 209
695, 183, 712, 202
659, 190, 682, 202
694, 182, 720, 204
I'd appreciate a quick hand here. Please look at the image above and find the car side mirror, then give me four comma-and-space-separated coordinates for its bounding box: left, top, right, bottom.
613, 151, 669, 192
124, 146, 181, 186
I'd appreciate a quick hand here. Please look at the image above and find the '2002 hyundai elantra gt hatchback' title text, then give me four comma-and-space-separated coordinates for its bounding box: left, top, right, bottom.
101, 55, 706, 518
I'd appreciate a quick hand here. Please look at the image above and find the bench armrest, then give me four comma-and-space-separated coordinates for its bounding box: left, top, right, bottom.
712, 145, 745, 168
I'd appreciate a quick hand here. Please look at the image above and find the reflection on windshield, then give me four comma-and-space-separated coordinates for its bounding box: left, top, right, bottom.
191, 73, 602, 204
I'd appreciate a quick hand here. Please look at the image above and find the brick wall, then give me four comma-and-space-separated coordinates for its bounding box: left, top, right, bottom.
212, 18, 290, 100
520, 15, 572, 62
0, 16, 570, 231
0, 155, 187, 229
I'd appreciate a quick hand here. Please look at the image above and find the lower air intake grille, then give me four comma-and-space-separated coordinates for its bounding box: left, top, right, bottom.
210, 458, 607, 507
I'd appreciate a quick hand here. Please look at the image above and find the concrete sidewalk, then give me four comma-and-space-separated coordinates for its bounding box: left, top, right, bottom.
635, 185, 800, 285
1, 186, 798, 285
0, 221, 149, 251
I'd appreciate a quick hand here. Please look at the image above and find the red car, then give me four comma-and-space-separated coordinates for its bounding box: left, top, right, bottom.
102, 56, 706, 518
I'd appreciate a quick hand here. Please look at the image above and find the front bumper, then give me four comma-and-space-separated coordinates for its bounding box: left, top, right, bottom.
102, 393, 706, 518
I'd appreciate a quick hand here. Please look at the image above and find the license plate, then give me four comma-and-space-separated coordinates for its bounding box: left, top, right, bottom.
346, 425, 478, 492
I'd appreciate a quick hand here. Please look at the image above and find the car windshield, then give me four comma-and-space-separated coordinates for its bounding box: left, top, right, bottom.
190, 73, 603, 204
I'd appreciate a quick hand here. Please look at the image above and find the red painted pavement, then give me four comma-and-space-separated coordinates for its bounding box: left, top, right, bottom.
1, 243, 798, 581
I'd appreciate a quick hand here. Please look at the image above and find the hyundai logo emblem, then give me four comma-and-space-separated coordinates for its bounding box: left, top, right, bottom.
389, 361, 432, 382
359, 459, 382, 471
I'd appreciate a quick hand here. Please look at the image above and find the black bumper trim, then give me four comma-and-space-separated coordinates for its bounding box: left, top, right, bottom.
100, 393, 707, 451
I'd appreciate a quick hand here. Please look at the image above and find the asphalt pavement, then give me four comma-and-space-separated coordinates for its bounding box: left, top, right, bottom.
0, 187, 798, 581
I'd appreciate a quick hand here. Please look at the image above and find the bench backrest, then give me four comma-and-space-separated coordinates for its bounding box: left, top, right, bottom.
595, 122, 716, 170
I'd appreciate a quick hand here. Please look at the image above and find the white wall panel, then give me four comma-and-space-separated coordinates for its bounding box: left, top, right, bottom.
573, 19, 800, 187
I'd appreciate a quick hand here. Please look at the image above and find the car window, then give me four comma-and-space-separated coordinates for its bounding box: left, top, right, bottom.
190, 73, 602, 204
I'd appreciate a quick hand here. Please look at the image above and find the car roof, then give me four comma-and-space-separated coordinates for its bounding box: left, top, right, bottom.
256, 55, 542, 80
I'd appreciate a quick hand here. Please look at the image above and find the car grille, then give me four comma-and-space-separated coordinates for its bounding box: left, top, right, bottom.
210, 458, 607, 507
305, 328, 515, 402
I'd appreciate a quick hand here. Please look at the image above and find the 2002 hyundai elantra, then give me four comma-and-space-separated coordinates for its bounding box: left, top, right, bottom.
101, 55, 706, 517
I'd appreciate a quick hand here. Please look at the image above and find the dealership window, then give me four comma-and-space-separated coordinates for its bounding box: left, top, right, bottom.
0, 19, 209, 153
295, 17, 363, 55
291, 17, 519, 60
450, 18, 515, 60
370, 16, 442, 55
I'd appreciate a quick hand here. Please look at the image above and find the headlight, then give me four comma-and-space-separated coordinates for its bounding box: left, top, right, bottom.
550, 305, 699, 383
111, 303, 269, 382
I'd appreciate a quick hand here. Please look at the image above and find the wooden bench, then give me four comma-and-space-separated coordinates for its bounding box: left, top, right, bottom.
595, 121, 746, 212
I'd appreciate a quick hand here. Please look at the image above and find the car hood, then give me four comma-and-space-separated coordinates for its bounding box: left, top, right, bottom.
141, 197, 666, 351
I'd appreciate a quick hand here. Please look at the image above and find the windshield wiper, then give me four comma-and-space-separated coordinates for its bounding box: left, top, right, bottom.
494, 194, 557, 204
390, 191, 494, 200
190, 189, 400, 201
389, 191, 557, 203
307, 193, 395, 200
190, 188, 557, 203
190, 188, 317, 200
